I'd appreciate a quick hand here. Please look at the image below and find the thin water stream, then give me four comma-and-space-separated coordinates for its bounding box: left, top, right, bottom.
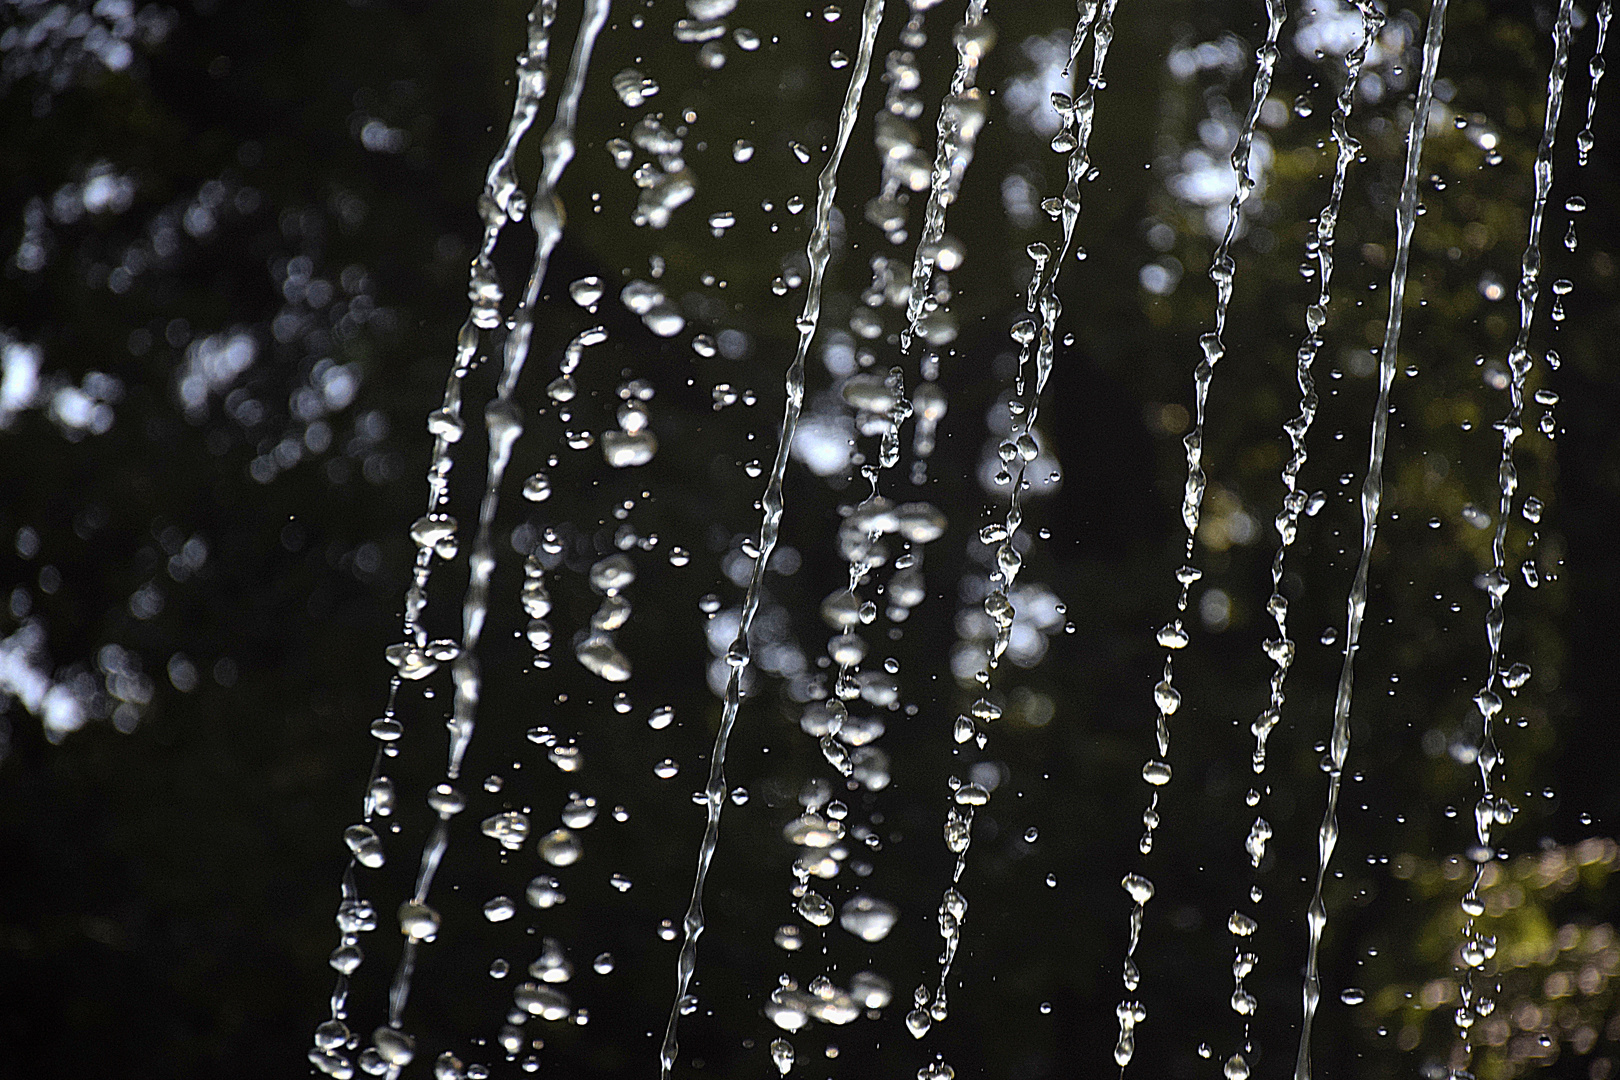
660, 2, 887, 1074
1239, 3, 1382, 1075
1455, 1, 1574, 1069
1294, 2, 1450, 1077
1119, 1, 1281, 1071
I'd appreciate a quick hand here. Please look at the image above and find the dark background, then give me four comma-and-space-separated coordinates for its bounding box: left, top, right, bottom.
2, 1, 1619, 1078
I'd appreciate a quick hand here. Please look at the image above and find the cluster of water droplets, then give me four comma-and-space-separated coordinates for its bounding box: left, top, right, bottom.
1551, 0, 1608, 449
603, 11, 708, 234
862, 2, 943, 247
481, 786, 611, 1064
900, 0, 990, 354
767, 373, 940, 1066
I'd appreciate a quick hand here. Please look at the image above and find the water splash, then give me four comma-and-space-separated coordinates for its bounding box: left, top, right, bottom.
1293, 2, 1450, 1077
659, 2, 887, 1074
1456, 0, 1573, 1063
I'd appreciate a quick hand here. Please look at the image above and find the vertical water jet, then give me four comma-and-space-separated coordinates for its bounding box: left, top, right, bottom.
659, 2, 887, 1074
909, 0, 1120, 1063
1119, 0, 1283, 1069
307, 5, 567, 1075
1455, 0, 1573, 1067
1294, 2, 1450, 1077
1239, 0, 1382, 1071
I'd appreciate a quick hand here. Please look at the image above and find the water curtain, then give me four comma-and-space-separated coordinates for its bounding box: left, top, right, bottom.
308, 1, 1610, 1077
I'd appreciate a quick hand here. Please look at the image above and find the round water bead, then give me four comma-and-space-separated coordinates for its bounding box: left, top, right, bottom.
797, 891, 835, 926
839, 895, 898, 941
398, 901, 440, 941
526, 876, 565, 909
561, 796, 598, 829
538, 829, 582, 867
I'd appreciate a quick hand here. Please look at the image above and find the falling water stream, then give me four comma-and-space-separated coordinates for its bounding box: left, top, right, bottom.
919, 0, 1118, 1062
292, 1, 1617, 1077
1236, 3, 1383, 1078
661, 2, 886, 1075
1454, 2, 1573, 1072
1118, 1, 1282, 1073
1294, 1, 1448, 1076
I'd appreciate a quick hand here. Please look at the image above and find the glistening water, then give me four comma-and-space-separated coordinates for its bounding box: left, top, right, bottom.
309, 0, 1613, 1075
306, 1, 1616, 1076
1, 1, 1618, 1079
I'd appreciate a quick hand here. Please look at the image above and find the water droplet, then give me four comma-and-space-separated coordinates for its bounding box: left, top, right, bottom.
522, 473, 552, 502
797, 891, 835, 926
611, 67, 659, 108
603, 430, 658, 467
514, 982, 571, 1021
481, 811, 531, 851
373, 1027, 416, 1067
771, 1038, 794, 1075
560, 797, 598, 829
838, 895, 898, 941
344, 824, 385, 868
428, 784, 466, 816
576, 634, 632, 682
538, 828, 582, 867
398, 901, 440, 941
568, 276, 604, 307
526, 876, 564, 909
